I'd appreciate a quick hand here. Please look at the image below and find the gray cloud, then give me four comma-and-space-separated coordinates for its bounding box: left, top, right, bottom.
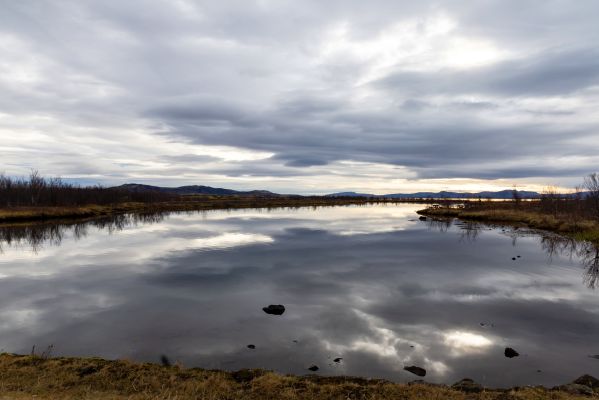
377, 47, 599, 97
1, 0, 598, 191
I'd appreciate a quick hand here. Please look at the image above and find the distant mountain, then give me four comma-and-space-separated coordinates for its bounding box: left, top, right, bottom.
115, 183, 280, 197
325, 191, 376, 197
327, 189, 543, 199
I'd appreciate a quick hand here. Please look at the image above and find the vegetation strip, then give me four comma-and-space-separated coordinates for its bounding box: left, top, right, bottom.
418, 206, 599, 245
0, 197, 432, 224
0, 353, 595, 399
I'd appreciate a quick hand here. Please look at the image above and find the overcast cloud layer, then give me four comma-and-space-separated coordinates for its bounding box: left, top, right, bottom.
1, 0, 598, 193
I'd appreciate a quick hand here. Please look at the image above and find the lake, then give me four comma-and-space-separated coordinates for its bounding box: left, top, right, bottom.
0, 203, 597, 387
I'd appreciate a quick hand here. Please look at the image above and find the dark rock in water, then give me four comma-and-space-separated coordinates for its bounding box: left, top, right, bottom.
333, 357, 342, 363
419, 216, 427, 221
512, 257, 516, 260
552, 383, 594, 396
574, 374, 599, 389
262, 304, 285, 315
504, 347, 519, 358
404, 366, 426, 377
517, 255, 521, 258
308, 365, 319, 372
292, 340, 298, 343
160, 355, 171, 367
231, 369, 268, 383
588, 355, 599, 359
247, 344, 256, 349
452, 378, 484, 393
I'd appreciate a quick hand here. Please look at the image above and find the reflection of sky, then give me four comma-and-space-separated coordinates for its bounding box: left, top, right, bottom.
0, 204, 598, 387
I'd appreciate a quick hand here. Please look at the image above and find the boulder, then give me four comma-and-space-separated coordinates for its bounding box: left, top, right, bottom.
553, 383, 594, 396
452, 378, 484, 393
262, 304, 285, 315
333, 357, 342, 363
308, 365, 319, 372
504, 347, 519, 358
573, 374, 599, 389
247, 344, 256, 349
403, 365, 426, 377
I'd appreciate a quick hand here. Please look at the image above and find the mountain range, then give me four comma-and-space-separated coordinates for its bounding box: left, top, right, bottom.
326, 190, 543, 199
115, 184, 556, 199
115, 184, 280, 197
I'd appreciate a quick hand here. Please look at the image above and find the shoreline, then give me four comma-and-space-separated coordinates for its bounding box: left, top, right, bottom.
0, 197, 439, 225
0, 353, 595, 399
417, 206, 599, 246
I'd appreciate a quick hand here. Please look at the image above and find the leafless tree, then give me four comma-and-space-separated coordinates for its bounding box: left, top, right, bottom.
511, 185, 522, 208
584, 173, 599, 219
0, 171, 172, 207
540, 186, 561, 217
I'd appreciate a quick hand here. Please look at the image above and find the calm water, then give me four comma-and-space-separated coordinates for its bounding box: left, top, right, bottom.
0, 204, 598, 387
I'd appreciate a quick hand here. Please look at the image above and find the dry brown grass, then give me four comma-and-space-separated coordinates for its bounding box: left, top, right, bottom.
419, 207, 599, 245
0, 197, 423, 224
0, 354, 591, 400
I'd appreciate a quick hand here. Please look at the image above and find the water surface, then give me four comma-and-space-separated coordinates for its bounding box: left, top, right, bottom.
0, 204, 598, 387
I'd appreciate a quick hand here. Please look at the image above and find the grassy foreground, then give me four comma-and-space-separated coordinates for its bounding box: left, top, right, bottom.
0, 353, 593, 400
417, 206, 599, 245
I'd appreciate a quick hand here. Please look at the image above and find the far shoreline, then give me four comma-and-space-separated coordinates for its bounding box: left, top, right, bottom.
0, 196, 443, 225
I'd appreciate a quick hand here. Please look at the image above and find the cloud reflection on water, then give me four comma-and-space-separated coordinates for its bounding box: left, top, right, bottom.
0, 204, 598, 387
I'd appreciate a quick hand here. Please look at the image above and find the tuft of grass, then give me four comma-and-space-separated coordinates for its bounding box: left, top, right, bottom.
0, 353, 592, 399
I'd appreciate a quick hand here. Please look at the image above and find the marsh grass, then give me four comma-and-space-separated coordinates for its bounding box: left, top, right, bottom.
0, 196, 432, 224
0, 354, 589, 400
419, 207, 599, 246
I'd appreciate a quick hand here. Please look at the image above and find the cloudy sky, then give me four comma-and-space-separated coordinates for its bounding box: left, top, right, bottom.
1, 1, 598, 194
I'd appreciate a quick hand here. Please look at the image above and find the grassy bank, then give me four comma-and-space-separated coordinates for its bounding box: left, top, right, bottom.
0, 196, 406, 224
417, 206, 599, 245
0, 353, 594, 400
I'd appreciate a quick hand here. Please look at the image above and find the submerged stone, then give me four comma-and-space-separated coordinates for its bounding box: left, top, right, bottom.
333, 357, 342, 363
403, 365, 426, 377
573, 374, 599, 389
504, 347, 519, 358
308, 365, 319, 372
247, 344, 255, 349
262, 304, 285, 315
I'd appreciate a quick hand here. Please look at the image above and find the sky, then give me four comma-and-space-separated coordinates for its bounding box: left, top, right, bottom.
1, 0, 598, 194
